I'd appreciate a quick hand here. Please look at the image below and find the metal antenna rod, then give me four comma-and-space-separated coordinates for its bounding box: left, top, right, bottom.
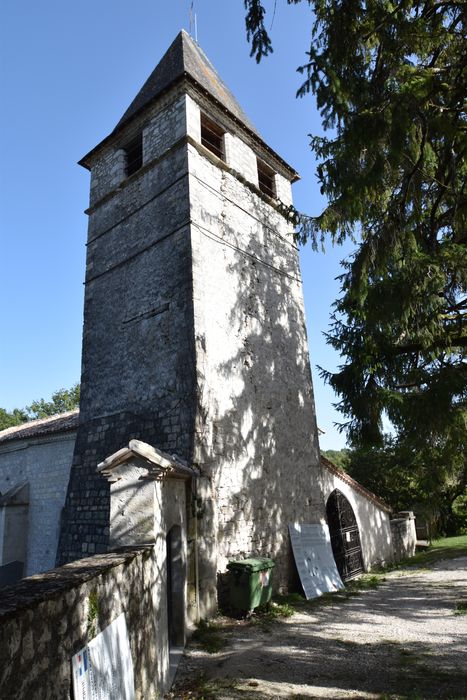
189, 1, 194, 36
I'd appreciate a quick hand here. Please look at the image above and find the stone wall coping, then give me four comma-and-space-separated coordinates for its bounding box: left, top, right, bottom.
97, 439, 197, 482
0, 546, 153, 620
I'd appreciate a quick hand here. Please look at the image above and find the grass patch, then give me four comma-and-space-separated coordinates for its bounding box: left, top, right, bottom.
347, 574, 382, 591
191, 619, 226, 654
454, 600, 467, 615
253, 600, 295, 623
395, 535, 467, 570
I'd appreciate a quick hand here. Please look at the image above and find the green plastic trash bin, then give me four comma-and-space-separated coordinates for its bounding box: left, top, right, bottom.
227, 557, 275, 612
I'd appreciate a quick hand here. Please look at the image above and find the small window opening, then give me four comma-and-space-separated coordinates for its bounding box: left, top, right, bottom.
124, 134, 143, 177
200, 114, 224, 160
257, 159, 276, 198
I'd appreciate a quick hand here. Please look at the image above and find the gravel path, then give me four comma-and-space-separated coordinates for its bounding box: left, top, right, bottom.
170, 557, 467, 699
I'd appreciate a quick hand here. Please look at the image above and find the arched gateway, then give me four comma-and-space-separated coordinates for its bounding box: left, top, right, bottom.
326, 489, 364, 582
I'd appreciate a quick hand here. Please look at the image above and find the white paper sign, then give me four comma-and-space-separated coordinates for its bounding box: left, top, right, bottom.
72, 613, 135, 700
289, 523, 344, 599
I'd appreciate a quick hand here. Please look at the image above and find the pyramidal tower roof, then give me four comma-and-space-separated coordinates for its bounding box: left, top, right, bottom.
80, 30, 298, 179
115, 29, 259, 136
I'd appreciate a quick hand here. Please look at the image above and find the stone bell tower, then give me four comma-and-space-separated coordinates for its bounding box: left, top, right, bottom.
57, 31, 324, 614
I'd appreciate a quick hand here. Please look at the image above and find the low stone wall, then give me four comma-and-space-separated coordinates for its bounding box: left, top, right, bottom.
391, 511, 417, 562
0, 546, 167, 700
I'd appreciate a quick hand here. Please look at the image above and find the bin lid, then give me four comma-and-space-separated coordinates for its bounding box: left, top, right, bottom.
227, 557, 275, 572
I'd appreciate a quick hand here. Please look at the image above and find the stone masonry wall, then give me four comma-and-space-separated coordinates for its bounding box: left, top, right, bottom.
89, 90, 187, 206
0, 434, 76, 576
0, 547, 170, 700
188, 138, 324, 603
391, 512, 417, 562
57, 92, 197, 565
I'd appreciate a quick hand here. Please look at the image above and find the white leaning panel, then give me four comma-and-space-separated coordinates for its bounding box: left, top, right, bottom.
289, 523, 344, 599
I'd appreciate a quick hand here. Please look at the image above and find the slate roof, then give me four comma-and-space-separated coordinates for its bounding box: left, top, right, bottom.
115, 29, 260, 136
320, 455, 392, 513
80, 30, 298, 180
0, 409, 79, 446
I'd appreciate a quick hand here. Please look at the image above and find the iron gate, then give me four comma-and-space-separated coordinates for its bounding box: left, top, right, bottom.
326, 489, 364, 582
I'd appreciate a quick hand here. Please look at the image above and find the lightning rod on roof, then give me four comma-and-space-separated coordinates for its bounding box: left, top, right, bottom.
189, 2, 198, 42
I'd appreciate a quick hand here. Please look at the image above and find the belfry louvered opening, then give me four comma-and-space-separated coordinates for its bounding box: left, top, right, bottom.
257, 159, 276, 198
124, 133, 143, 177
200, 113, 224, 160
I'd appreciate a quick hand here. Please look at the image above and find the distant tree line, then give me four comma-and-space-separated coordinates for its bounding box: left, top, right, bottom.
0, 383, 80, 431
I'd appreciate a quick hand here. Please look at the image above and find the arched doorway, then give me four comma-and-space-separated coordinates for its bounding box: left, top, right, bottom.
326, 489, 364, 582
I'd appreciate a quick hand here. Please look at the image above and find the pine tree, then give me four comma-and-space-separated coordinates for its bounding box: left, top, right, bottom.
244, 0, 466, 524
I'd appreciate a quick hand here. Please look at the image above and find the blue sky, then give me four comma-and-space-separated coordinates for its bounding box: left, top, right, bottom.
0, 0, 354, 449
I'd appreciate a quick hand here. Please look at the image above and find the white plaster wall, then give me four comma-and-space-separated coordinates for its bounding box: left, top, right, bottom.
320, 466, 394, 570
0, 434, 76, 576
107, 459, 189, 684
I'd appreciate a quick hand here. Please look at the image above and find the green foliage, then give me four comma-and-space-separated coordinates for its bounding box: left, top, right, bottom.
347, 440, 466, 536
452, 489, 467, 534
26, 383, 80, 419
0, 383, 80, 432
243, 1, 466, 526
0, 407, 28, 431
454, 600, 467, 615
321, 448, 351, 470
244, 0, 273, 63
346, 574, 381, 591
251, 600, 295, 625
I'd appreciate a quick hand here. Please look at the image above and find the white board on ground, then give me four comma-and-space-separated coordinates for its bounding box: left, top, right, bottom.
72, 612, 135, 700
289, 523, 344, 599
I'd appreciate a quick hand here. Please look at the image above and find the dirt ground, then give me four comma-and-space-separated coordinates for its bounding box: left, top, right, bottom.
169, 557, 467, 700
